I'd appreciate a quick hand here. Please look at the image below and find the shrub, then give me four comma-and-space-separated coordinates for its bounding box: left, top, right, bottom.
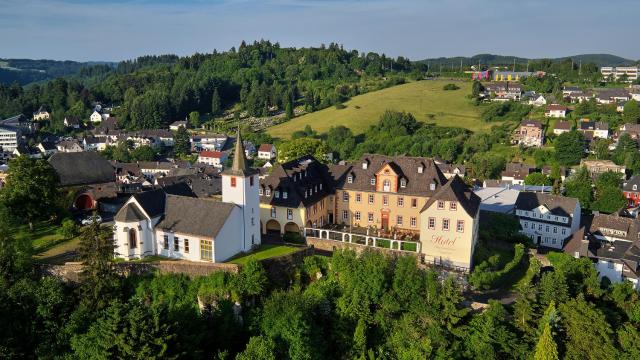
59, 218, 79, 239
283, 232, 305, 244
469, 243, 526, 290
334, 103, 346, 110
443, 83, 460, 91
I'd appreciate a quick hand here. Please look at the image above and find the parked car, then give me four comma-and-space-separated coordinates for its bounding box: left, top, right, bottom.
81, 214, 102, 226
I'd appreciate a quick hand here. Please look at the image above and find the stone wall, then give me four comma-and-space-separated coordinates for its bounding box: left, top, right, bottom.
306, 237, 422, 260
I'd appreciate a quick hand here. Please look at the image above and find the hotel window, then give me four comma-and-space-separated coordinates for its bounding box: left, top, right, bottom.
271, 207, 277, 218
343, 210, 349, 220
370, 178, 376, 185
383, 195, 389, 206
368, 194, 375, 204
200, 239, 213, 262
343, 191, 349, 202
442, 219, 450, 231
383, 179, 391, 191
174, 237, 180, 252
231, 177, 237, 187
259, 188, 263, 196
562, 228, 566, 235
411, 198, 417, 208
184, 239, 189, 253
538, 224, 543, 231
450, 202, 457, 211
400, 178, 406, 188
397, 197, 404, 207
546, 225, 550, 232
266, 188, 271, 196
163, 235, 169, 250
428, 217, 435, 229
368, 212, 374, 223
457, 220, 464, 233
355, 211, 361, 221
356, 193, 362, 203
347, 176, 353, 183
275, 190, 280, 198
553, 227, 558, 234
397, 215, 403, 226
410, 217, 417, 228
437, 201, 445, 210
287, 209, 293, 220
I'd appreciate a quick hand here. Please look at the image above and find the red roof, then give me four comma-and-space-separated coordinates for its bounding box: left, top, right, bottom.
199, 151, 224, 159
546, 104, 568, 111
258, 144, 274, 152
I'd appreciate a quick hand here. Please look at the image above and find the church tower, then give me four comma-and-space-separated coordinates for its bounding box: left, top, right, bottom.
221, 129, 261, 251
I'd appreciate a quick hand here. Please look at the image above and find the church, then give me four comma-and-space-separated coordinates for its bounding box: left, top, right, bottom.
113, 130, 261, 262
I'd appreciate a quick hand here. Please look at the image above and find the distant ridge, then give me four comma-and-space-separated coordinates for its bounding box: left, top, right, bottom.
0, 58, 115, 86
416, 53, 637, 68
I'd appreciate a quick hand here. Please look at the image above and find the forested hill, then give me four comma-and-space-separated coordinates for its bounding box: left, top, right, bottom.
417, 53, 637, 68
0, 40, 425, 131
0, 58, 115, 86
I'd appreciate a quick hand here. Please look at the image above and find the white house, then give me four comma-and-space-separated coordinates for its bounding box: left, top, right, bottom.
553, 121, 572, 135
169, 120, 188, 131
83, 137, 108, 151
515, 192, 581, 249
191, 134, 228, 152
257, 144, 277, 160
56, 140, 84, 153
37, 142, 57, 156
198, 151, 227, 168
90, 111, 103, 123
64, 116, 81, 129
528, 94, 548, 107
114, 130, 261, 262
545, 104, 568, 118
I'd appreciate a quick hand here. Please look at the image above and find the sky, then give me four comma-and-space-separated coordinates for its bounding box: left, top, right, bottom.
1, 0, 638, 62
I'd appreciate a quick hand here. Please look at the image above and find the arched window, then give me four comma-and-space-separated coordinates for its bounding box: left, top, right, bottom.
128, 229, 137, 249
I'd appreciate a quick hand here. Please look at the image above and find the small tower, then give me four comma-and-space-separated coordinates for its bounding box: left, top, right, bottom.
221, 129, 261, 251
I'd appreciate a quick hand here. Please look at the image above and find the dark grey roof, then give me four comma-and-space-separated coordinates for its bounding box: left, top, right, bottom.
114, 203, 146, 222
131, 188, 167, 218
156, 195, 235, 238
421, 175, 480, 216
157, 174, 222, 198
588, 213, 640, 242
48, 152, 115, 186
623, 175, 640, 192
515, 193, 579, 218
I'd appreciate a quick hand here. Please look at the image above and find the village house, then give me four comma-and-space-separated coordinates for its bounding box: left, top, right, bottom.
90, 110, 103, 123
63, 116, 81, 129
501, 162, 535, 186
83, 136, 108, 151
56, 139, 84, 153
541, 165, 568, 182
527, 94, 548, 107
545, 104, 568, 118
437, 163, 466, 179
483, 82, 523, 101
32, 106, 50, 121
13, 145, 42, 159
553, 121, 572, 135
595, 88, 631, 104
37, 141, 57, 157
562, 86, 582, 96
578, 121, 609, 140
169, 120, 188, 131
515, 192, 581, 249
512, 120, 544, 147
580, 159, 626, 179
198, 151, 227, 168
244, 141, 256, 159
257, 144, 277, 160
191, 134, 228, 152
623, 175, 640, 207
114, 130, 261, 262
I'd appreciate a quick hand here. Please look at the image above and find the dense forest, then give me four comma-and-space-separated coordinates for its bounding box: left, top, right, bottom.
0, 41, 424, 131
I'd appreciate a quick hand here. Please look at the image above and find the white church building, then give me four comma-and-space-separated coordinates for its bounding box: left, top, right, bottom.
113, 130, 261, 262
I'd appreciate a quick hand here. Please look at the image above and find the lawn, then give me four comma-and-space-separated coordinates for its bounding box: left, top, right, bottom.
227, 244, 301, 265
267, 80, 492, 138
12, 221, 81, 264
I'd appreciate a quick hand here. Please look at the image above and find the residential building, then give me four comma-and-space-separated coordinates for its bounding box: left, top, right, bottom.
243, 141, 256, 159
83, 137, 108, 151
578, 121, 609, 139
64, 116, 81, 129
37, 142, 57, 156
257, 144, 277, 160
562, 86, 582, 96
114, 133, 261, 262
169, 120, 188, 131
56, 140, 83, 153
553, 121, 572, 135
515, 192, 581, 249
474, 186, 519, 214
191, 134, 227, 152
595, 88, 631, 104
512, 120, 544, 147
33, 106, 50, 121
501, 163, 535, 186
13, 145, 42, 159
580, 159, 626, 179
198, 151, 227, 168
484, 82, 523, 101
601, 66, 639, 82
419, 176, 480, 271
0, 125, 19, 152
437, 163, 466, 179
545, 104, 568, 118
623, 175, 640, 207
90, 110, 103, 123
528, 94, 548, 107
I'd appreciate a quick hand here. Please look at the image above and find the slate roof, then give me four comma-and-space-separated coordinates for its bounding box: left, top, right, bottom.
114, 203, 146, 222
155, 195, 235, 239
223, 129, 257, 176
130, 188, 167, 218
337, 154, 448, 197
554, 121, 572, 130
623, 175, 640, 192
588, 213, 640, 242
515, 192, 579, 219
421, 175, 480, 216
48, 152, 115, 186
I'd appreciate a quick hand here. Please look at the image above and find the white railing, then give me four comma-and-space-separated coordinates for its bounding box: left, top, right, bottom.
303, 227, 421, 253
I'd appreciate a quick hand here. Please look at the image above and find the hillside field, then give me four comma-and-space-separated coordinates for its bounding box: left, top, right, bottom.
268, 80, 492, 139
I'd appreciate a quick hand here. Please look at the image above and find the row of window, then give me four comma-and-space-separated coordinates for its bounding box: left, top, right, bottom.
518, 210, 566, 223
260, 183, 324, 199
342, 210, 419, 228
230, 176, 255, 188
522, 221, 568, 236
427, 217, 465, 232
436, 200, 457, 211
342, 192, 421, 208
163, 234, 191, 253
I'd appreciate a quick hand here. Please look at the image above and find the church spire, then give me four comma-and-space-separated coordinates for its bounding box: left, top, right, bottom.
224, 127, 257, 176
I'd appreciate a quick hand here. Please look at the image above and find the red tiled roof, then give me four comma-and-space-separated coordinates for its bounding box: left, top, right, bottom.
547, 104, 568, 111
199, 151, 224, 159
258, 144, 274, 152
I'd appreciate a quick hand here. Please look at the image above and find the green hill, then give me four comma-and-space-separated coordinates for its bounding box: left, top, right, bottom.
267, 80, 492, 139
417, 53, 636, 68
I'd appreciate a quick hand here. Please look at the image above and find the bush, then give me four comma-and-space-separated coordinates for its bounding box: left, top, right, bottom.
443, 83, 460, 91
59, 218, 79, 239
282, 232, 305, 244
469, 244, 526, 290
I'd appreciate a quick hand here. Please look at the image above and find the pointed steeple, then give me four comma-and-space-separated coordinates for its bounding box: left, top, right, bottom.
223, 128, 257, 176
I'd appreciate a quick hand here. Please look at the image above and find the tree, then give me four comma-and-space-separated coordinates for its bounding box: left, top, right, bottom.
59, 218, 79, 239
211, 87, 222, 116
0, 156, 60, 229
112, 140, 132, 162
77, 220, 120, 310
174, 126, 191, 156
534, 322, 559, 360
277, 137, 329, 163
130, 145, 156, 162
592, 171, 626, 214
236, 336, 277, 360
188, 111, 200, 128
623, 100, 640, 123
555, 131, 584, 166
564, 167, 593, 209
525, 172, 551, 186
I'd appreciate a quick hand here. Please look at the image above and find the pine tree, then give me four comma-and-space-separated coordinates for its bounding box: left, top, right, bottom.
534, 323, 559, 360
173, 126, 190, 156
211, 87, 221, 116
285, 98, 294, 119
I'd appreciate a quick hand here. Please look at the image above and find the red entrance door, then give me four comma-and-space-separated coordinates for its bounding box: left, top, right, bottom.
381, 210, 389, 230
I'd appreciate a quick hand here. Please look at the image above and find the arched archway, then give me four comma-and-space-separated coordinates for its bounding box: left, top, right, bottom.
74, 194, 95, 210
128, 228, 137, 249
265, 219, 281, 234
284, 222, 300, 234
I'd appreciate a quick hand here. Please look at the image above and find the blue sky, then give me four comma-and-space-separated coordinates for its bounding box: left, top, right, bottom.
1, 0, 638, 62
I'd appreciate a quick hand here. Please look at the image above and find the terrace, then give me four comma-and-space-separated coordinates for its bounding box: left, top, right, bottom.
304, 224, 421, 253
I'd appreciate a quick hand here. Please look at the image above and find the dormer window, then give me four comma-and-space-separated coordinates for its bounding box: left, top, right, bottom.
362, 162, 368, 169
274, 190, 280, 198
347, 176, 353, 184
370, 178, 376, 185
418, 165, 424, 174
259, 188, 264, 196
266, 188, 271, 196
283, 191, 288, 199
430, 183, 436, 191
634, 184, 638, 191
400, 178, 406, 188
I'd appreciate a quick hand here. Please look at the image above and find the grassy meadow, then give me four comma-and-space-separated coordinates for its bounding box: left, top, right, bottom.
268, 80, 492, 139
